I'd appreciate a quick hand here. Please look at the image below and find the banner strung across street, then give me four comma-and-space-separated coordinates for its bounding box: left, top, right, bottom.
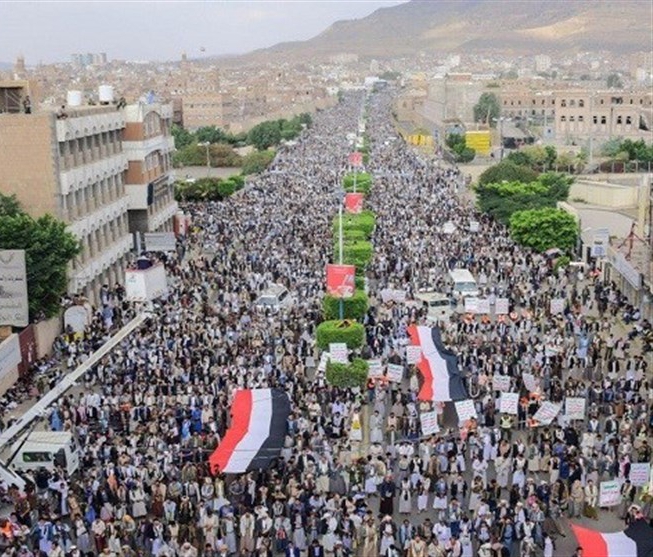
326, 264, 355, 298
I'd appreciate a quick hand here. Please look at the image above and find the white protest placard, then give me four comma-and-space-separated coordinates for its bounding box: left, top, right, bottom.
495, 298, 509, 315
442, 221, 456, 235
329, 343, 349, 364
550, 298, 565, 315
386, 363, 404, 383
406, 345, 422, 365
469, 220, 480, 233
317, 352, 331, 373
464, 297, 479, 314
380, 289, 406, 304
367, 360, 383, 378
454, 399, 478, 424
565, 397, 586, 420
523, 373, 539, 393
477, 298, 491, 315
420, 411, 440, 436
532, 401, 561, 426
599, 480, 622, 507
630, 463, 651, 487
500, 392, 519, 415
493, 375, 512, 392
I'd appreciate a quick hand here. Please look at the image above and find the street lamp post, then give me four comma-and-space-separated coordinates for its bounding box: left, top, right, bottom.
198, 141, 210, 177
337, 189, 345, 320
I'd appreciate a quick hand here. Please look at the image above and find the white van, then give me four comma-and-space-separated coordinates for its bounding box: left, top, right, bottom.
11, 431, 80, 476
448, 269, 480, 298
415, 292, 456, 322
255, 284, 294, 312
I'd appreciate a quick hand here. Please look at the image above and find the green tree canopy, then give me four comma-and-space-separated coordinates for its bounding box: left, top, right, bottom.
509, 208, 578, 252
0, 197, 80, 320
477, 161, 539, 187
445, 134, 475, 163
0, 193, 22, 217
606, 73, 624, 89
241, 150, 276, 175
473, 92, 501, 126
247, 121, 282, 151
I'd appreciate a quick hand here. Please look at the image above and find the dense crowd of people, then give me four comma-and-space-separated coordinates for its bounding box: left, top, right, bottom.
0, 89, 650, 557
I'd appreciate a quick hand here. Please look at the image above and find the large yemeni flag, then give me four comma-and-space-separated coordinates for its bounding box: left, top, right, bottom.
209, 389, 290, 474
407, 325, 468, 402
571, 521, 653, 557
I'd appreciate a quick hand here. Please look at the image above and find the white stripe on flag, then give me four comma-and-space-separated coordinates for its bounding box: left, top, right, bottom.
603, 531, 637, 557
418, 326, 451, 401
224, 389, 273, 473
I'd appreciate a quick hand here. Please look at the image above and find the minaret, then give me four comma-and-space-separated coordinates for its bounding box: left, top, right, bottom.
13, 55, 26, 79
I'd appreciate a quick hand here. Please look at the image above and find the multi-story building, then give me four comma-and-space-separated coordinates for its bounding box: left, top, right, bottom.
500, 89, 653, 143
0, 83, 132, 304
122, 102, 177, 233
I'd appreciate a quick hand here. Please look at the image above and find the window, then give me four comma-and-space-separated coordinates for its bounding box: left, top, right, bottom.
22, 452, 52, 463
601, 116, 607, 124
616, 116, 623, 125
578, 115, 584, 122
569, 115, 575, 122
570, 100, 576, 107
560, 115, 567, 122
560, 100, 567, 107
593, 116, 598, 124
579, 100, 585, 107
626, 116, 632, 125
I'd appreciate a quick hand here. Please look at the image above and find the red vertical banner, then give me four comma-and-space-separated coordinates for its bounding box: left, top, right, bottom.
326, 264, 356, 299
344, 193, 364, 214
348, 152, 363, 167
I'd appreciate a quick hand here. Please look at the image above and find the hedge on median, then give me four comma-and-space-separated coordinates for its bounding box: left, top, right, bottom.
333, 240, 374, 269
315, 319, 365, 351
322, 290, 369, 321
326, 358, 369, 388
343, 172, 372, 195
333, 210, 376, 239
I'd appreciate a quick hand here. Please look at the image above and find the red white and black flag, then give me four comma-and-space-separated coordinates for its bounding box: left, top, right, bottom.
209, 389, 290, 474
407, 325, 468, 402
571, 520, 653, 557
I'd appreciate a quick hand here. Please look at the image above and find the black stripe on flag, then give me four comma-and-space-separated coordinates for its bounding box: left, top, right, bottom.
247, 388, 290, 471
430, 327, 468, 401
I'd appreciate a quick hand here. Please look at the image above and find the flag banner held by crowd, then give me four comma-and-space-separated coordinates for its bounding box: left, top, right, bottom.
499, 392, 519, 415
572, 521, 653, 557
493, 375, 511, 392
420, 411, 439, 436
407, 325, 468, 402
630, 463, 651, 487
454, 399, 477, 424
550, 297, 565, 315
532, 401, 560, 426
523, 372, 539, 393
344, 192, 364, 214
495, 298, 509, 315
367, 360, 383, 378
464, 297, 479, 314
565, 397, 586, 420
329, 343, 349, 364
209, 389, 291, 474
380, 288, 406, 304
348, 151, 363, 167
386, 363, 404, 383
326, 264, 355, 299
406, 345, 422, 365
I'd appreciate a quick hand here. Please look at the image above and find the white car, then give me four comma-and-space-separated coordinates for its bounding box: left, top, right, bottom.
255, 284, 294, 312
415, 292, 456, 322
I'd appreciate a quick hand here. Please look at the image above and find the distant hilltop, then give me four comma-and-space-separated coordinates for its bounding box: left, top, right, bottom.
241, 0, 652, 62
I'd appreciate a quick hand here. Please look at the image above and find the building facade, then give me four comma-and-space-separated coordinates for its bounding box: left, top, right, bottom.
122, 102, 177, 233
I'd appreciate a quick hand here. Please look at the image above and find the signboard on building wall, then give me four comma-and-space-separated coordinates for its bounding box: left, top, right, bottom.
0, 250, 29, 327
144, 233, 177, 252
610, 251, 641, 289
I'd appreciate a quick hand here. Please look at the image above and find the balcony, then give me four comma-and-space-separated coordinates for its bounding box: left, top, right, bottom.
58, 153, 128, 196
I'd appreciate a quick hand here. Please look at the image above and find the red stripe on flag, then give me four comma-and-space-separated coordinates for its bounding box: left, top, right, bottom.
407, 325, 434, 401
571, 524, 608, 557
209, 390, 253, 474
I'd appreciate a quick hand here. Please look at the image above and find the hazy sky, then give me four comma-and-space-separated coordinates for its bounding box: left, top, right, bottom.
0, 1, 408, 64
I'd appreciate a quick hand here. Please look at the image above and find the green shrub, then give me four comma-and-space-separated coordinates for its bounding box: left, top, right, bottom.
333, 210, 376, 239
342, 229, 367, 242
343, 172, 372, 194
355, 275, 365, 290
241, 150, 276, 175
336, 240, 373, 269
326, 358, 369, 388
323, 290, 369, 321
316, 319, 365, 351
